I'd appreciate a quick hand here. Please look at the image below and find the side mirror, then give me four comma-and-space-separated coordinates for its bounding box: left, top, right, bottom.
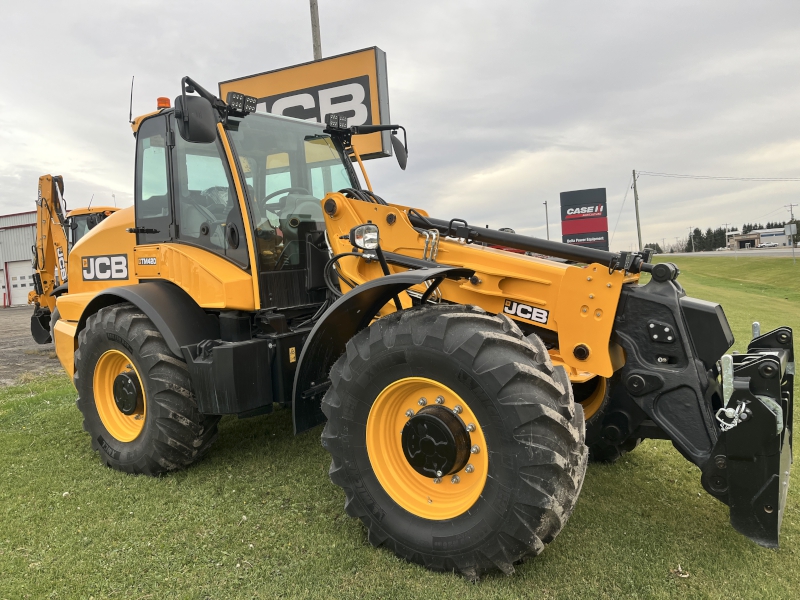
390, 133, 407, 171
174, 95, 217, 143
347, 122, 409, 171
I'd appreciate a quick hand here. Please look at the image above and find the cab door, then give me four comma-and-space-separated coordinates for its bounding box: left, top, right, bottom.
134, 115, 173, 245
133, 113, 249, 268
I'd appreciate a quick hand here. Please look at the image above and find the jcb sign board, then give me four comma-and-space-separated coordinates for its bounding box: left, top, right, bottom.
560, 188, 609, 251
219, 47, 391, 159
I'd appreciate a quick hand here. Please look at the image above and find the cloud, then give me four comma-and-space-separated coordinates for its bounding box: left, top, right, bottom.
1, 0, 799, 250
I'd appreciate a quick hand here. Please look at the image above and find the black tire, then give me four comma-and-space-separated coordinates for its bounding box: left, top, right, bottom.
49, 306, 60, 343
577, 375, 642, 464
74, 303, 220, 475
588, 436, 642, 463
321, 304, 587, 579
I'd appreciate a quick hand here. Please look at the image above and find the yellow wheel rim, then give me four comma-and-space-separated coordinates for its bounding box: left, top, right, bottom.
578, 376, 607, 420
93, 349, 146, 442
366, 377, 488, 520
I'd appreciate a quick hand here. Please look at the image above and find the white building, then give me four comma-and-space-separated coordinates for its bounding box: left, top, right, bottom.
0, 211, 37, 307
754, 227, 791, 246
727, 227, 793, 249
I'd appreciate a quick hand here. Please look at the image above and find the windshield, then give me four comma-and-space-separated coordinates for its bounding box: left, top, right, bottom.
71, 215, 91, 244
228, 113, 356, 271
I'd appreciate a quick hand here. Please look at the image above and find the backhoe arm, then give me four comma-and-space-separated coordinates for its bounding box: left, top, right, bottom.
29, 174, 70, 342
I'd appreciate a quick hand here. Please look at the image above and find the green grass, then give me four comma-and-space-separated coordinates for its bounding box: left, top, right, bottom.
1, 256, 799, 599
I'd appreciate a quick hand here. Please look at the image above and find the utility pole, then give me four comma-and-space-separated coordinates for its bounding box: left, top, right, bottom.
688, 226, 696, 253
632, 169, 643, 251
722, 222, 730, 250
543, 201, 550, 240
661, 238, 666, 253
309, 0, 322, 61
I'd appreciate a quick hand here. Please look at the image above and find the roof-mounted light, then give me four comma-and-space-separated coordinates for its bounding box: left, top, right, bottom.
157, 97, 171, 109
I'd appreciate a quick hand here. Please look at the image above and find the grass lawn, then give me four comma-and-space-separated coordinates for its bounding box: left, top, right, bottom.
1, 256, 799, 599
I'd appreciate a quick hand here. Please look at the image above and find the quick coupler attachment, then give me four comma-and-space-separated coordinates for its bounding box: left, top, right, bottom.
701, 326, 793, 548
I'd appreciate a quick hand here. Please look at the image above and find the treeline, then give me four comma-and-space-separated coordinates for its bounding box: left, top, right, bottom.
741, 221, 786, 234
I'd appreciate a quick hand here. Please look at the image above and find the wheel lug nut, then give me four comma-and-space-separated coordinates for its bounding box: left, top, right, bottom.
451, 475, 460, 484
435, 395, 445, 404
435, 470, 443, 477
453, 405, 463, 414
405, 409, 414, 418
466, 423, 475, 432
418, 397, 427, 406
465, 464, 474, 473
470, 445, 480, 454
433, 477, 442, 484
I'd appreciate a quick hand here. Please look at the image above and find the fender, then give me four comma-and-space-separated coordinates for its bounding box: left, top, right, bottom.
79, 280, 219, 357
292, 266, 472, 433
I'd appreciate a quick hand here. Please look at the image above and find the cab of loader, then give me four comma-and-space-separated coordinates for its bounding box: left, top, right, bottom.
131, 92, 357, 314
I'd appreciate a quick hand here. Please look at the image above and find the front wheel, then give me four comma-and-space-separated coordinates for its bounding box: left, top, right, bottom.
74, 303, 219, 475
321, 305, 587, 578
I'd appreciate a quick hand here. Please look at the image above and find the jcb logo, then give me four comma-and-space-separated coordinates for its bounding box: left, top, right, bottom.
56, 247, 66, 283
82, 255, 128, 281
260, 76, 372, 127
503, 300, 549, 325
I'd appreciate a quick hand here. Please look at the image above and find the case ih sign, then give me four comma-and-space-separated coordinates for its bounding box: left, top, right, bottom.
560, 188, 609, 251
219, 47, 391, 160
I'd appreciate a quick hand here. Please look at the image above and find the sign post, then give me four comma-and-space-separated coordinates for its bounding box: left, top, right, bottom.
219, 47, 392, 160
785, 223, 797, 265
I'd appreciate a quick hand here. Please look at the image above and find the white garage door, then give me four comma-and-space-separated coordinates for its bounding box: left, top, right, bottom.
8, 261, 35, 306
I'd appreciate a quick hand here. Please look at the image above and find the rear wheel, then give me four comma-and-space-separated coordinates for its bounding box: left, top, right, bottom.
74, 303, 219, 475
321, 305, 587, 578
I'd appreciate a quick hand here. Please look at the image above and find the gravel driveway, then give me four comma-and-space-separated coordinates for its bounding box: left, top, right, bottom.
0, 306, 65, 386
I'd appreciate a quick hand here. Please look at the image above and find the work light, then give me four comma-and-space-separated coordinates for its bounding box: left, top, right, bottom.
349, 224, 379, 250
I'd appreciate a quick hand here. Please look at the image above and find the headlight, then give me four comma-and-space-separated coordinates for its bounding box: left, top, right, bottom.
349, 224, 380, 250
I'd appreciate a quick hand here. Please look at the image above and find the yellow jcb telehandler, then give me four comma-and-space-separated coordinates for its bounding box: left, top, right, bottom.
47, 77, 792, 578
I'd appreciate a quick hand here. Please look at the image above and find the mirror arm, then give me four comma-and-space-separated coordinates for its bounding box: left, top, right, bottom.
181, 76, 228, 120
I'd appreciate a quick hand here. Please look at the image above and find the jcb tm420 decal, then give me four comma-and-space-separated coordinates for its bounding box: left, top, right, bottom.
82, 255, 128, 281
503, 300, 549, 325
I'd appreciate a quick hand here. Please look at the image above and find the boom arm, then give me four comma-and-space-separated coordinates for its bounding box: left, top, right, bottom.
30, 174, 69, 313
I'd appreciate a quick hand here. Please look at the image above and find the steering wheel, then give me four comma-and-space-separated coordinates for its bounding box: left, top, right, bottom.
264, 187, 311, 202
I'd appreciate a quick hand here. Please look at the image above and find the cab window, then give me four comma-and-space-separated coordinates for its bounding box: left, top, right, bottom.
228, 114, 357, 273
171, 117, 248, 267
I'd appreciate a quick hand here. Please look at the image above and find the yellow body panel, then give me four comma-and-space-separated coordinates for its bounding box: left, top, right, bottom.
323, 194, 634, 378
67, 206, 138, 295
134, 244, 255, 310
54, 319, 77, 378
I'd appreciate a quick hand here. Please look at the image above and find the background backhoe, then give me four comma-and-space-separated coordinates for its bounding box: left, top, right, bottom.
29, 174, 117, 343
46, 77, 792, 578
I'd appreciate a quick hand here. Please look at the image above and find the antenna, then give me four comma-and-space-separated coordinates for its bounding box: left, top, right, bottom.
88, 194, 95, 209
128, 76, 135, 124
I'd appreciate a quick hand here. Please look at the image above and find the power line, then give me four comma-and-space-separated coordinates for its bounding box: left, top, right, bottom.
638, 171, 800, 182
609, 173, 633, 244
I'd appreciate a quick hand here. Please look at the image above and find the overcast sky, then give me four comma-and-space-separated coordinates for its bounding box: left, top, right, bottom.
1, 1, 799, 250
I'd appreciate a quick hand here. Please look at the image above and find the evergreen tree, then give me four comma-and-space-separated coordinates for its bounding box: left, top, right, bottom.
645, 242, 663, 254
